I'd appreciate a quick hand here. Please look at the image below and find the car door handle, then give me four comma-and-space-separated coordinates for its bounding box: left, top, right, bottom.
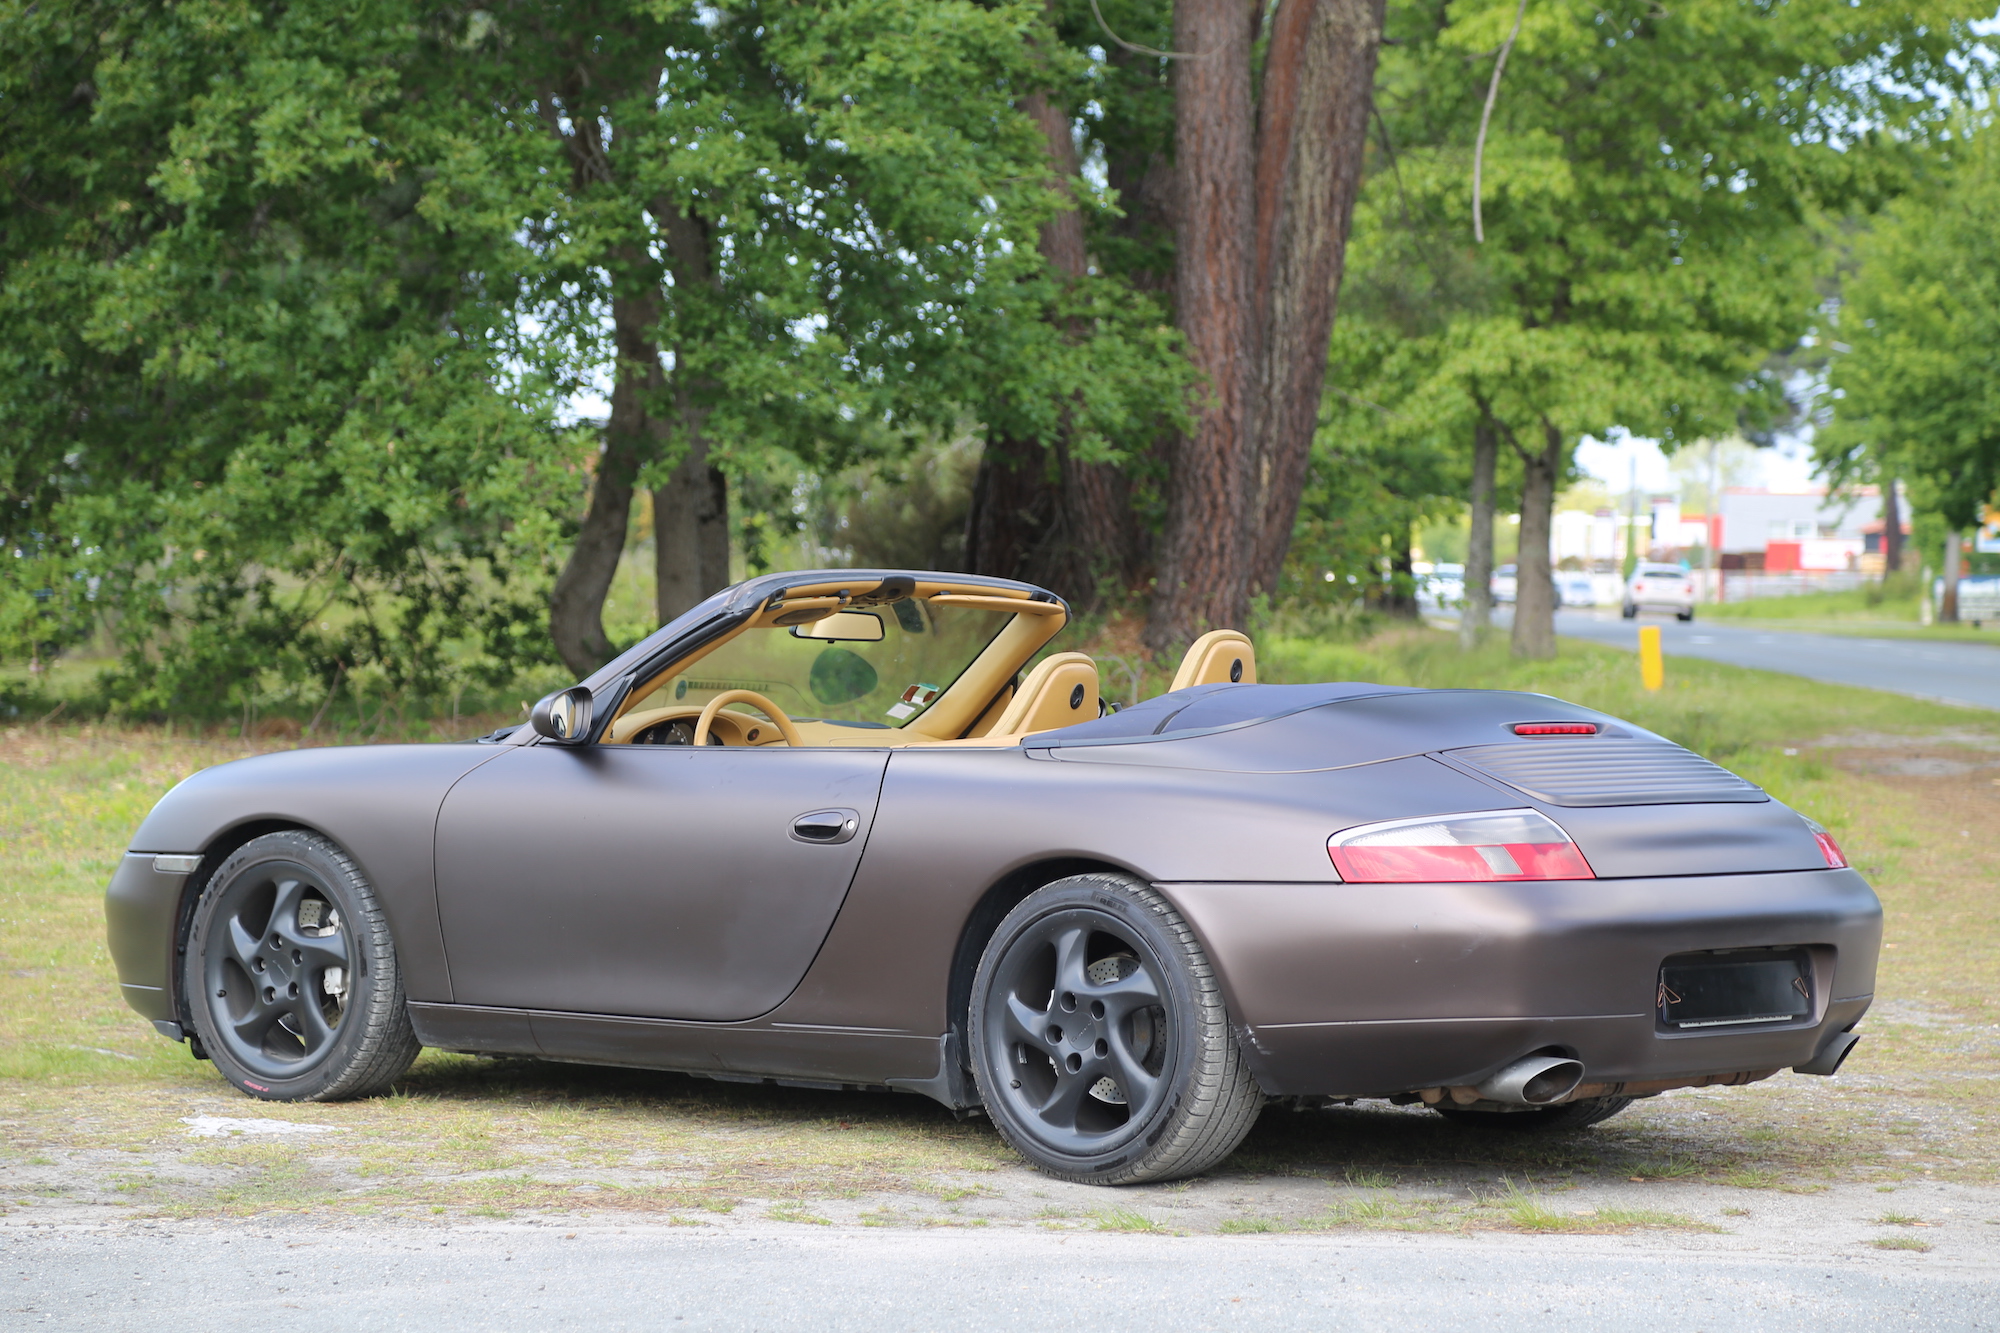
790, 809, 860, 845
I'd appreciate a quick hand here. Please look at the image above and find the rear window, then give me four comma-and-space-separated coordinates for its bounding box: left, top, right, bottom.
1639, 565, 1687, 577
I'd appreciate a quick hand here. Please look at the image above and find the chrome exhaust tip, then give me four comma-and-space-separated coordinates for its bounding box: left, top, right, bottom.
1476, 1054, 1585, 1106
1793, 1029, 1859, 1077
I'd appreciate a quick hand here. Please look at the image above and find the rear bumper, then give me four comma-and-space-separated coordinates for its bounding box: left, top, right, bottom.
1156, 869, 1880, 1098
105, 852, 196, 1024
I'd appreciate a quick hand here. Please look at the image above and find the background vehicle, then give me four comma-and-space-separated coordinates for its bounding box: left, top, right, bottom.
1623, 563, 1698, 620
1418, 563, 1465, 612
1555, 572, 1599, 608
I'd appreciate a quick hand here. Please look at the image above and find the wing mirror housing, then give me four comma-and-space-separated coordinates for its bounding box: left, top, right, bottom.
529, 686, 595, 743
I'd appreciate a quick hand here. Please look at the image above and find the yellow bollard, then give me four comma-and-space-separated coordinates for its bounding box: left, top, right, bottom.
1638, 624, 1664, 691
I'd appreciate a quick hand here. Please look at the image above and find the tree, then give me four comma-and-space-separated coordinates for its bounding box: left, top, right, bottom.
1823, 119, 2000, 577
1350, 0, 1978, 657
1143, 0, 1386, 649
0, 0, 577, 717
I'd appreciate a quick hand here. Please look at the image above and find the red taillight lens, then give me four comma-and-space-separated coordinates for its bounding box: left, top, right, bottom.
1812, 830, 1847, 869
1328, 810, 1594, 883
1512, 722, 1598, 735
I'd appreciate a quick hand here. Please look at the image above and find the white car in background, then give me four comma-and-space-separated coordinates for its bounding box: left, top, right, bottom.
1555, 572, 1598, 608
1622, 563, 1697, 620
1418, 563, 1465, 611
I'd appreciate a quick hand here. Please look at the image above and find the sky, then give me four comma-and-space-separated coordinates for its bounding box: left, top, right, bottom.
1573, 430, 1822, 497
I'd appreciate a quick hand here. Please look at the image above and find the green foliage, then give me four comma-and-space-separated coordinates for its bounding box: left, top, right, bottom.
0, 0, 581, 718
1822, 117, 2000, 530
1319, 0, 1983, 598
1, 0, 1190, 713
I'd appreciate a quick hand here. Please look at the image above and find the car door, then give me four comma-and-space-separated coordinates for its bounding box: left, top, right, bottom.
433, 742, 889, 1021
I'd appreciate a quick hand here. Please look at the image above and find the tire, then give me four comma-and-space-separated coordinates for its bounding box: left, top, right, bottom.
1677, 608, 1695, 621
968, 874, 1263, 1185
1431, 1096, 1633, 1133
182, 830, 421, 1101
1620, 603, 1638, 620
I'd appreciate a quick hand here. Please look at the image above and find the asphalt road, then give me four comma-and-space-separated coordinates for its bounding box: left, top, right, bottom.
1497, 609, 2000, 711
8, 1223, 1996, 1332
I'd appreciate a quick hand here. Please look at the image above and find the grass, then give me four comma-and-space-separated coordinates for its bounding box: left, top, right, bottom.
1870, 1235, 1933, 1252
2, 625, 1998, 1226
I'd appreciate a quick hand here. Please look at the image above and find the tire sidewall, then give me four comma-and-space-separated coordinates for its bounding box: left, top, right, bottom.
182, 832, 379, 1101
969, 876, 1203, 1179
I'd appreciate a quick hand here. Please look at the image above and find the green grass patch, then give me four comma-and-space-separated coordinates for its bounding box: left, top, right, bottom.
1871, 1235, 1933, 1252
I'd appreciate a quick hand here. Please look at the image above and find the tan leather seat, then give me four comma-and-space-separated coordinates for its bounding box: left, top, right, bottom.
1169, 630, 1256, 692
986, 652, 1100, 737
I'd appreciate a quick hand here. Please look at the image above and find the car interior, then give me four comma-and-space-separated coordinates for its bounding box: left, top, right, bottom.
603, 577, 1258, 747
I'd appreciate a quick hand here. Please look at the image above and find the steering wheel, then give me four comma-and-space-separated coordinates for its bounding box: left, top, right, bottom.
693, 689, 804, 748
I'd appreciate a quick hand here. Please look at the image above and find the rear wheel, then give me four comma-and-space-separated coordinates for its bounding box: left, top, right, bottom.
1431, 1096, 1633, 1133
182, 830, 420, 1101
1677, 607, 1695, 621
1620, 603, 1639, 619
968, 874, 1262, 1185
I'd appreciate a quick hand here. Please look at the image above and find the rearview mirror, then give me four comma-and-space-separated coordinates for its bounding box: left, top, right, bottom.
529, 686, 594, 743
790, 610, 884, 643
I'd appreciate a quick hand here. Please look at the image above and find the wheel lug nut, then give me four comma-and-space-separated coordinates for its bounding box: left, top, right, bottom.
292, 950, 302, 964
1095, 1039, 1108, 1057
1060, 992, 1076, 1012
288, 982, 299, 998
1047, 1026, 1062, 1044
1090, 1000, 1105, 1020
1065, 1053, 1082, 1073
262, 987, 276, 1003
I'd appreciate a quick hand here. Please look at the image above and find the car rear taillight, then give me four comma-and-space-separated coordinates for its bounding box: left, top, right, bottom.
1803, 817, 1848, 869
1328, 810, 1594, 883
1512, 722, 1598, 735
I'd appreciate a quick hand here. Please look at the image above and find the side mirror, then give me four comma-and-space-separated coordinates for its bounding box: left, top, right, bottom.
529, 686, 594, 743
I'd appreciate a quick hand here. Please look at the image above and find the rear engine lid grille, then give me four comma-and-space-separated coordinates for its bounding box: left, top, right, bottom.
1444, 737, 1766, 807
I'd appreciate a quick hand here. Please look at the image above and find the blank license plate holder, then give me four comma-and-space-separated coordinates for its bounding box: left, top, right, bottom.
1659, 949, 1812, 1030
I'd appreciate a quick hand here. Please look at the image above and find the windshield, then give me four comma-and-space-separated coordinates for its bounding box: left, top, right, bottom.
627, 601, 1016, 730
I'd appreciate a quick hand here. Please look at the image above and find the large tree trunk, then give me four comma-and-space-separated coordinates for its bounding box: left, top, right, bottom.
647, 193, 731, 624
1248, 0, 1386, 596
1458, 415, 1497, 648
1146, 0, 1259, 651
1881, 474, 1903, 575
1509, 420, 1561, 659
549, 286, 666, 677
967, 89, 1135, 602
653, 392, 730, 625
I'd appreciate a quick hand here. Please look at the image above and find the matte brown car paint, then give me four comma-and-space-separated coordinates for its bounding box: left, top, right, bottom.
433, 743, 889, 1020
106, 568, 1881, 1108
110, 744, 509, 1018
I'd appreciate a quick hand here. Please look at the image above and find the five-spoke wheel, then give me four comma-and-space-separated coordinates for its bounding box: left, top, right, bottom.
183, 831, 420, 1101
969, 874, 1262, 1184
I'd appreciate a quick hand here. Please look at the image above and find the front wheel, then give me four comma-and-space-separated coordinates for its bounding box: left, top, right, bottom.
968, 874, 1263, 1185
182, 830, 421, 1101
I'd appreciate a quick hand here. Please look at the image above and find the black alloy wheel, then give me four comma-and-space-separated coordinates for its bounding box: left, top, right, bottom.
969, 874, 1262, 1185
182, 830, 420, 1101
1431, 1096, 1633, 1133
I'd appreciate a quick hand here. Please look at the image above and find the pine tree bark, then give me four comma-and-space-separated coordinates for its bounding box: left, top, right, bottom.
1508, 419, 1562, 659
1146, 0, 1259, 651
1458, 416, 1497, 648
1248, 0, 1386, 596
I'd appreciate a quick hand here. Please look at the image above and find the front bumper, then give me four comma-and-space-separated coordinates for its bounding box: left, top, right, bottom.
105, 852, 199, 1024
1157, 869, 1880, 1098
